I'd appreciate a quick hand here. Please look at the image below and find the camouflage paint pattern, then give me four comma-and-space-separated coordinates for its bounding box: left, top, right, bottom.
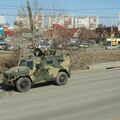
2, 54, 71, 86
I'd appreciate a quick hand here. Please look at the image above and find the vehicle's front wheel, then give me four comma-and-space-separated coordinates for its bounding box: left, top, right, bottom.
56, 72, 68, 86
15, 77, 31, 92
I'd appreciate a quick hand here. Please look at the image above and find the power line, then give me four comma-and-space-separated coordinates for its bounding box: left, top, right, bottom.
0, 4, 119, 16
0, 5, 119, 12
1, 12, 119, 19
0, 4, 118, 20
0, 4, 119, 10
0, 4, 20, 8
43, 9, 118, 16
0, 8, 118, 16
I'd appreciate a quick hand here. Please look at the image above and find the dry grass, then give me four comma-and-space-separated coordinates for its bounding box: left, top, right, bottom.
0, 51, 20, 69
70, 50, 120, 70
0, 49, 120, 70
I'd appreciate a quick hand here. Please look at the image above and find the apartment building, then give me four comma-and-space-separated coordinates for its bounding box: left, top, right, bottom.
0, 15, 5, 25
48, 15, 72, 28
15, 14, 44, 30
48, 15, 99, 30
118, 13, 120, 31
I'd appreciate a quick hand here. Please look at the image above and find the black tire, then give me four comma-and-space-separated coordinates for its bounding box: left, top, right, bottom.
56, 72, 68, 86
16, 77, 31, 92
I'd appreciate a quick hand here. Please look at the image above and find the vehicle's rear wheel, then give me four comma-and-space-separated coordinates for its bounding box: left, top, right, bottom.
56, 72, 68, 86
16, 77, 31, 92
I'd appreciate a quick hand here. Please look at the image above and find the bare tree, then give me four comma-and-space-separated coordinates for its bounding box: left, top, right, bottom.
14, 0, 43, 48
27, 0, 35, 47
78, 27, 98, 40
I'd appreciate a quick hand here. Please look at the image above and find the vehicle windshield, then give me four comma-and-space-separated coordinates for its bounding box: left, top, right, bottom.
19, 59, 33, 69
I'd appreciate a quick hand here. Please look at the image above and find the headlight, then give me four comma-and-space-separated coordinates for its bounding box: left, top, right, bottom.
3, 73, 15, 80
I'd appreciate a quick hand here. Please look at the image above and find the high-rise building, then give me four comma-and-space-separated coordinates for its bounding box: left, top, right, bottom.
0, 15, 5, 25
118, 13, 120, 31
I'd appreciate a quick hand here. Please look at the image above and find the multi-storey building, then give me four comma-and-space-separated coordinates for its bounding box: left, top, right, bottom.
0, 15, 5, 25
118, 13, 120, 31
15, 14, 44, 30
48, 15, 72, 28
48, 15, 99, 30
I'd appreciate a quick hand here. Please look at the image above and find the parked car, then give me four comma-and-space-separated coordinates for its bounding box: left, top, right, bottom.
0, 42, 8, 50
106, 45, 120, 50
79, 43, 89, 48
28, 42, 51, 50
7, 45, 21, 51
39, 42, 51, 50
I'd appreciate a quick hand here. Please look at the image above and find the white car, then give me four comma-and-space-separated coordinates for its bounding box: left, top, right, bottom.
39, 43, 51, 50
106, 45, 120, 50
0, 42, 8, 50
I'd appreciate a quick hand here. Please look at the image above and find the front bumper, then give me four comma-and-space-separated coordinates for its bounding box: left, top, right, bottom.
2, 74, 16, 86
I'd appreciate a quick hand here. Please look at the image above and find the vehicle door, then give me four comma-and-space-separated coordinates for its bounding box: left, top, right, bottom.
34, 62, 49, 82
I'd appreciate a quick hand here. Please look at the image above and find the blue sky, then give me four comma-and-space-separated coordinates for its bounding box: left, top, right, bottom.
0, 0, 120, 26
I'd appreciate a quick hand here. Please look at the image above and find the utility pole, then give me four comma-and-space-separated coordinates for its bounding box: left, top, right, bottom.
110, 22, 114, 50
111, 25, 112, 49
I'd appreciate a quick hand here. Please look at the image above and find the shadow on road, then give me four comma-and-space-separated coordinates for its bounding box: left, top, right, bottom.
0, 83, 15, 99
0, 83, 14, 92
32, 81, 56, 89
0, 81, 56, 92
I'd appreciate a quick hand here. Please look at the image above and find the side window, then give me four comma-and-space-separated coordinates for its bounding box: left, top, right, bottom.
47, 60, 53, 65
35, 64, 43, 69
27, 61, 33, 69
19, 60, 26, 66
58, 58, 64, 63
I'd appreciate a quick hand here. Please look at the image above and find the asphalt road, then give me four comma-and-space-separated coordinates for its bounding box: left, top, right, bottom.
0, 65, 120, 120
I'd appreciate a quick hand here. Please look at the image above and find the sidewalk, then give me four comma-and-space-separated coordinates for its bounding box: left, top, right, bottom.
89, 61, 120, 70
72, 61, 120, 74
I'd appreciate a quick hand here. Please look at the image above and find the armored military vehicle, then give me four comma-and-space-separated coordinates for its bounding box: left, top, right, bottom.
2, 52, 71, 92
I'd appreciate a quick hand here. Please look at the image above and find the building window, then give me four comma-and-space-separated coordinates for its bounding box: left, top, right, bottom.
93, 19, 96, 22
118, 41, 120, 44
